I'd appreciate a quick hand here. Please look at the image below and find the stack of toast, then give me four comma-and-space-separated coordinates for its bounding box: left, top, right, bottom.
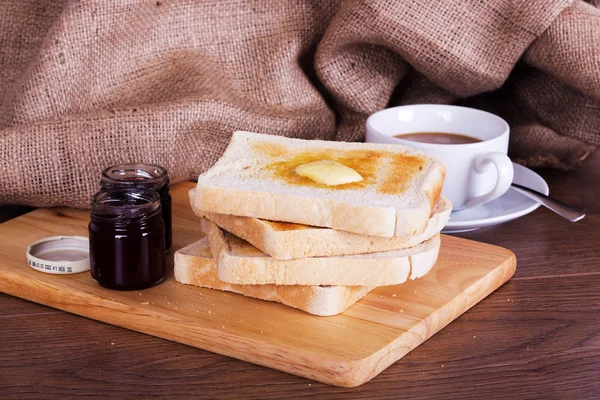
175, 131, 451, 316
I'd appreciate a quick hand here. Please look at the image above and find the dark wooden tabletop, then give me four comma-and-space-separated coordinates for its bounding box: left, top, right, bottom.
1, 151, 599, 400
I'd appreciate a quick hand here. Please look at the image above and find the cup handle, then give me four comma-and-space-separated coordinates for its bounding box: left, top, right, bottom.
464, 152, 514, 209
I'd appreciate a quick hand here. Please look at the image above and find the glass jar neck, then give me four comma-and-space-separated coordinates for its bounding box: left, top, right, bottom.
91, 188, 162, 226
101, 163, 169, 191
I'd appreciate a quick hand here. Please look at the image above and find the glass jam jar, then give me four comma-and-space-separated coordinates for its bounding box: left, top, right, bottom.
89, 188, 166, 290
101, 163, 172, 251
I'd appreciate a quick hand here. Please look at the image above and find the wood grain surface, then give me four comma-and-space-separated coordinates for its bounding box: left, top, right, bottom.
0, 182, 514, 388
1, 151, 599, 399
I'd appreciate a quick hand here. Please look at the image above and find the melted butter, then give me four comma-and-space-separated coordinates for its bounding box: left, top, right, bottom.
264, 220, 321, 231
379, 154, 426, 195
295, 160, 363, 186
253, 142, 426, 195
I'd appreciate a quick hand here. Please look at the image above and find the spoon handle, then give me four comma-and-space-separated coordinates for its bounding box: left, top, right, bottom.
511, 183, 586, 222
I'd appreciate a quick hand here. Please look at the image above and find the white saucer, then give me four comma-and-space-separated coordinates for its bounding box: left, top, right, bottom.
443, 163, 549, 233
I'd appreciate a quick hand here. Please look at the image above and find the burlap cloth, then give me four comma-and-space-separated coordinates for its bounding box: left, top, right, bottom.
1, 0, 598, 208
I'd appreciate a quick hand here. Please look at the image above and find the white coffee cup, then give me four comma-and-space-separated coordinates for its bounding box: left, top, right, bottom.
366, 104, 514, 210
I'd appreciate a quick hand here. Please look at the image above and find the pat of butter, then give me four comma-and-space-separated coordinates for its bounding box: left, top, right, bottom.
295, 160, 363, 186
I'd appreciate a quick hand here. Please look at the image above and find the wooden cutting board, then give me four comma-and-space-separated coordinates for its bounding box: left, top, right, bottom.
0, 182, 515, 387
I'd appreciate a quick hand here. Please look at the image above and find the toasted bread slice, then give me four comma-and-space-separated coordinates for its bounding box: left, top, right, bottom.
201, 219, 441, 286
194, 131, 445, 237
174, 238, 374, 316
190, 189, 451, 260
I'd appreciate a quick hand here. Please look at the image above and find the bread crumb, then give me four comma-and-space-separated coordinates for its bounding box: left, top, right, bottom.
111, 343, 115, 345
413, 290, 416, 294
399, 310, 404, 313
392, 294, 397, 297
208, 311, 212, 314
141, 302, 149, 305
473, 336, 476, 338
308, 384, 311, 387
441, 364, 444, 367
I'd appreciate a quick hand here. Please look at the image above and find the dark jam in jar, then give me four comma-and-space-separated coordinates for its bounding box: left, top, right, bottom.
101, 163, 172, 251
89, 188, 166, 290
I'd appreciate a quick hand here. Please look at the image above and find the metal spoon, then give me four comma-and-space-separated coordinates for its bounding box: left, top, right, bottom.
511, 183, 586, 222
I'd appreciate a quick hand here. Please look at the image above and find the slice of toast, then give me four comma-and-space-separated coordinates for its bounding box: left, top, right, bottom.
190, 189, 451, 260
201, 219, 441, 286
174, 238, 374, 316
194, 131, 445, 237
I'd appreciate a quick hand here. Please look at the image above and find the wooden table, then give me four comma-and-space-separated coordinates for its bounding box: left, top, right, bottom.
1, 152, 598, 399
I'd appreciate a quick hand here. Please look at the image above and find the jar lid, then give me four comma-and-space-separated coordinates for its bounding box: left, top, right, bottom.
26, 236, 90, 274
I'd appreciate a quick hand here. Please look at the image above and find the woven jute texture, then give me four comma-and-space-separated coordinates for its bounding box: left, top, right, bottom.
0, 0, 598, 207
